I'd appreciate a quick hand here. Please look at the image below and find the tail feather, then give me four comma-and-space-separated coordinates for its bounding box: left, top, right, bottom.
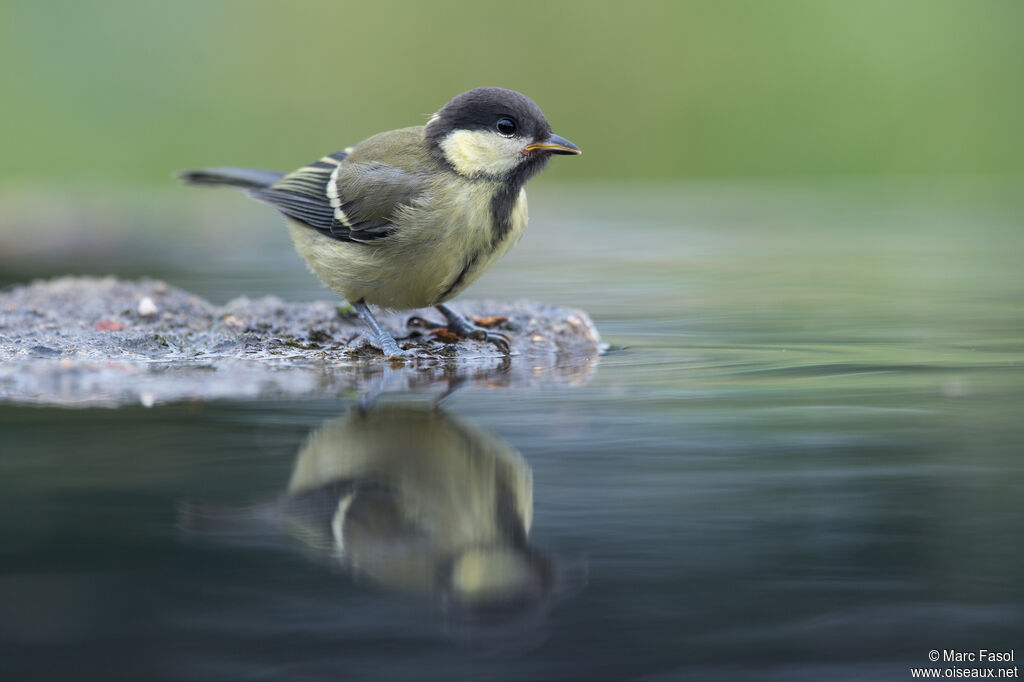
178, 166, 285, 190
178, 499, 283, 537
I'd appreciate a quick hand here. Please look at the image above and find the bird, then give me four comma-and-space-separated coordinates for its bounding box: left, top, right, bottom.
284, 404, 552, 616
180, 87, 580, 358
181, 404, 558, 620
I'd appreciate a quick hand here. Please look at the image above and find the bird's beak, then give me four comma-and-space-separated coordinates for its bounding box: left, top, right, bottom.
524, 133, 581, 155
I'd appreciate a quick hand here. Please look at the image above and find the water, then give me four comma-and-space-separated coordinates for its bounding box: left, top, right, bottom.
2, 180, 1023, 680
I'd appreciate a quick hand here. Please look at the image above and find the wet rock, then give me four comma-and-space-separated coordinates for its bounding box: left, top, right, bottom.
0, 277, 603, 406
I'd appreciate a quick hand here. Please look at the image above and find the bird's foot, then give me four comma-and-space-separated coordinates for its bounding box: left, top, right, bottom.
351, 299, 408, 361
422, 325, 511, 355
377, 334, 408, 361
445, 318, 511, 354
408, 305, 512, 355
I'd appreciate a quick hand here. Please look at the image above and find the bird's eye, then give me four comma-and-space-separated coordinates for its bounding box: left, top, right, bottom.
495, 117, 517, 137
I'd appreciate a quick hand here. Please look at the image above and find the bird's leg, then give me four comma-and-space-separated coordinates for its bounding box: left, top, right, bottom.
434, 303, 511, 354
432, 376, 470, 409
352, 300, 406, 359
355, 363, 402, 411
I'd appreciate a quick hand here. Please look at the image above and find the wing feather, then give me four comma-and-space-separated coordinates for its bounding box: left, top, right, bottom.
250, 149, 425, 244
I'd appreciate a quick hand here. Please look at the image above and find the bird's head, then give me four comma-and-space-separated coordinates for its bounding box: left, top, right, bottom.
425, 87, 580, 182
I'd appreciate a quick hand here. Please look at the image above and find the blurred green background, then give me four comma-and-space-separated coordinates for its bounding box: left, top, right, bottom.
2, 0, 1023, 186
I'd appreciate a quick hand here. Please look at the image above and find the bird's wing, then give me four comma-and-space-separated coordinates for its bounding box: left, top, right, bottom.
250, 148, 426, 244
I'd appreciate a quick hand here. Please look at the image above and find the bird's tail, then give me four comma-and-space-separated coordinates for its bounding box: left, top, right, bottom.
178, 499, 284, 537
178, 166, 286, 190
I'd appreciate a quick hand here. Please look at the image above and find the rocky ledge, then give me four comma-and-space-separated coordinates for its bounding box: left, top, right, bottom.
0, 277, 603, 406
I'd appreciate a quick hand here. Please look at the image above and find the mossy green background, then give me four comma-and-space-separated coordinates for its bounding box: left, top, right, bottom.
2, 0, 1023, 185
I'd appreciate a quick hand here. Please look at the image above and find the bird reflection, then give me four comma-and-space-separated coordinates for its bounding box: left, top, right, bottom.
185, 403, 572, 623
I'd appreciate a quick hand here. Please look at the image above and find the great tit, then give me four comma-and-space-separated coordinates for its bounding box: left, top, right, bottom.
183, 404, 555, 619
284, 405, 553, 616
181, 87, 580, 358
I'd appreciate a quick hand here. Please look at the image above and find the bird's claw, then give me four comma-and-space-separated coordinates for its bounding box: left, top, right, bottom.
411, 314, 511, 354
482, 330, 510, 354
449, 320, 510, 353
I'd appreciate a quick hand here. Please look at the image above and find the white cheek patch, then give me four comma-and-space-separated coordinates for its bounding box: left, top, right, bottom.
439, 129, 526, 178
